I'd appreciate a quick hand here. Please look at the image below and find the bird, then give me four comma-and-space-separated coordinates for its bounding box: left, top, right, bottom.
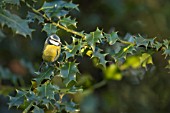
39, 34, 61, 72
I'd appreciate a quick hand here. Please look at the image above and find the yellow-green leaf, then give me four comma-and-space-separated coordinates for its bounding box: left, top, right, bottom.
121, 56, 140, 70
140, 53, 153, 68
103, 64, 122, 80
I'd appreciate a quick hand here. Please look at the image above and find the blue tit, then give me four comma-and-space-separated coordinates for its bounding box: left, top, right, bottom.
42, 34, 61, 62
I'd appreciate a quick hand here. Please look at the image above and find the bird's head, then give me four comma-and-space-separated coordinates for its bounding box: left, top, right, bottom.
48, 34, 61, 46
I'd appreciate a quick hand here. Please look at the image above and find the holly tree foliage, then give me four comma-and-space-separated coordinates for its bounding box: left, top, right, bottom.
0, 0, 169, 113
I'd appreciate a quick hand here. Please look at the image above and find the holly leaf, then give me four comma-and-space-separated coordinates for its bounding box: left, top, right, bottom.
105, 31, 119, 45
46, 9, 68, 19
124, 33, 135, 43
92, 49, 108, 68
41, 98, 52, 109
37, 83, 59, 99
63, 37, 82, 59
59, 62, 79, 86
27, 12, 44, 23
33, 67, 55, 85
140, 53, 153, 69
147, 38, 156, 47
59, 17, 77, 28
42, 0, 78, 10
135, 35, 150, 48
63, 1, 79, 11
121, 56, 141, 70
154, 41, 162, 51
85, 28, 104, 51
42, 1, 70, 18
3, 0, 20, 5
25, 91, 38, 102
163, 47, 170, 58
163, 39, 169, 49
65, 100, 79, 113
103, 64, 122, 80
113, 44, 136, 60
42, 23, 58, 35
32, 106, 44, 113
8, 90, 27, 108
0, 10, 33, 37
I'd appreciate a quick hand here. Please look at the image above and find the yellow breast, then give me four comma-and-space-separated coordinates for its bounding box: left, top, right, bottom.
42, 45, 60, 62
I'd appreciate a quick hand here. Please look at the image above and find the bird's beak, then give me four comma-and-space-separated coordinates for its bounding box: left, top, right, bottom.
59, 42, 62, 46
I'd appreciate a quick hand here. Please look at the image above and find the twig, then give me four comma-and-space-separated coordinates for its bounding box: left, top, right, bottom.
93, 80, 107, 89
24, 1, 135, 46
23, 102, 34, 113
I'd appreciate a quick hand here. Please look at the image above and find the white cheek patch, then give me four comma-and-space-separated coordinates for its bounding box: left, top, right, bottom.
49, 40, 60, 46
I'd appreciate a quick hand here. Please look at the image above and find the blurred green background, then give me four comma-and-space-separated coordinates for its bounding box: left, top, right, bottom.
0, 0, 170, 113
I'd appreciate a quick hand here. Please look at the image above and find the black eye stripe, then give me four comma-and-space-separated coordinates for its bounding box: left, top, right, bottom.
50, 38, 57, 42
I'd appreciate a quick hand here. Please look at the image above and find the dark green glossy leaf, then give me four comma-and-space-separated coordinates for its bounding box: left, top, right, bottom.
113, 44, 136, 60
0, 10, 33, 37
9, 90, 26, 108
59, 17, 77, 28
105, 31, 119, 45
65, 101, 79, 113
64, 1, 79, 10
85, 28, 104, 51
47, 9, 68, 19
37, 83, 59, 99
63, 37, 82, 59
106, 43, 123, 57
42, 1, 71, 18
42, 23, 58, 35
32, 106, 44, 113
163, 39, 169, 49
59, 62, 79, 86
163, 48, 170, 58
92, 49, 108, 68
33, 67, 55, 85
148, 38, 156, 47
42, 1, 78, 10
25, 91, 38, 102
3, 0, 20, 5
124, 33, 135, 43
41, 98, 51, 109
42, 1, 65, 8
162, 40, 170, 58
135, 35, 150, 48
154, 41, 162, 51
27, 12, 44, 23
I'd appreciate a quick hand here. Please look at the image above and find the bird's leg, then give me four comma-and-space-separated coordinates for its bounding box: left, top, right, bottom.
38, 61, 45, 72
